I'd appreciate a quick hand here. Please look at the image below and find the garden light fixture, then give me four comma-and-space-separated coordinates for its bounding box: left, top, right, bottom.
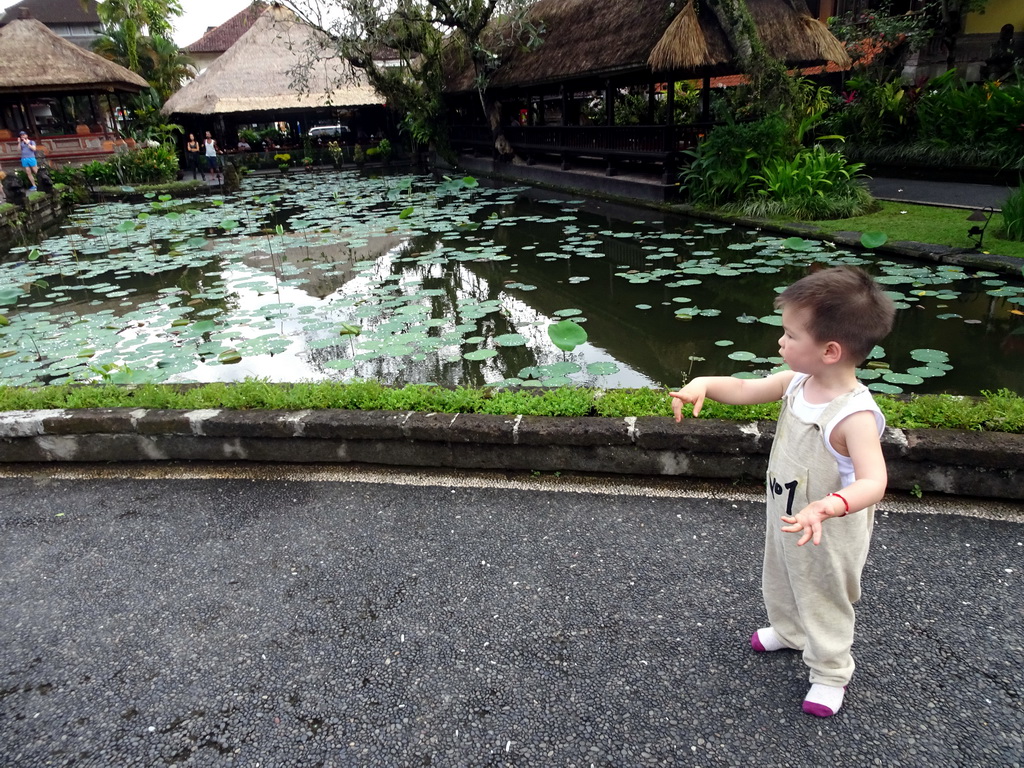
966, 207, 993, 249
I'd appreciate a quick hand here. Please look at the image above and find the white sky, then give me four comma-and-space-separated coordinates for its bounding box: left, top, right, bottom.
0, 0, 333, 49
172, 0, 254, 47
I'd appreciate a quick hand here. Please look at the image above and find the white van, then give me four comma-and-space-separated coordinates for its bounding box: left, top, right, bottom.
308, 125, 352, 140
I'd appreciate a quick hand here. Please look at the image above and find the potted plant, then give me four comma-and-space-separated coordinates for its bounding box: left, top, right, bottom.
274, 153, 291, 173
302, 155, 314, 171
376, 138, 393, 165
327, 141, 343, 168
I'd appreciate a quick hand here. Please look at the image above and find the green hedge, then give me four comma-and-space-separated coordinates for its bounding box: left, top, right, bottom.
0, 381, 1021, 433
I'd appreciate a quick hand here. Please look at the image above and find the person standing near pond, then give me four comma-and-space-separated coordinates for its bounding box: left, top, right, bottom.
203, 131, 220, 176
185, 133, 203, 180
18, 130, 38, 191
670, 266, 895, 718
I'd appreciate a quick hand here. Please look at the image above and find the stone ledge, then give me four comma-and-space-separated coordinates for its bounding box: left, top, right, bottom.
0, 408, 1021, 500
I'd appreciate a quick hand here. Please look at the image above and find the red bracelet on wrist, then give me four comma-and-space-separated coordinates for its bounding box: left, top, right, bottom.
828, 492, 849, 516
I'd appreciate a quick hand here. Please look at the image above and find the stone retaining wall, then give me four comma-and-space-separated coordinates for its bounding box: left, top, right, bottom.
0, 190, 71, 252
1, 408, 1021, 501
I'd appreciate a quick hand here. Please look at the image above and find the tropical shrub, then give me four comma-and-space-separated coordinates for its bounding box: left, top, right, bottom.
680, 115, 793, 207
741, 145, 874, 220
238, 128, 261, 146
47, 165, 84, 186
326, 140, 344, 166
613, 83, 700, 126
1001, 185, 1024, 242
915, 71, 1024, 152
108, 144, 179, 184
830, 70, 1024, 169
79, 159, 119, 186
825, 75, 912, 144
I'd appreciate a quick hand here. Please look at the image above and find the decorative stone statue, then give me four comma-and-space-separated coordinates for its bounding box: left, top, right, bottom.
983, 24, 1017, 81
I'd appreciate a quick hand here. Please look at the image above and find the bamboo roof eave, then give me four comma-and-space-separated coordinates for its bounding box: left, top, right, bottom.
0, 82, 145, 95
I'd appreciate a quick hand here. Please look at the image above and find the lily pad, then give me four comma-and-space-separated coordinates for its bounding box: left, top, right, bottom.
860, 232, 888, 249
548, 319, 587, 352
586, 362, 620, 376
493, 333, 527, 347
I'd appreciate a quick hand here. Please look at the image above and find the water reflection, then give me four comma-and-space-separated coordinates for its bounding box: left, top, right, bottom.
0, 172, 1021, 395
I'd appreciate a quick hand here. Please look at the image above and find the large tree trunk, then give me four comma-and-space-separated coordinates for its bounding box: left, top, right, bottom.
704, 0, 797, 119
939, 2, 964, 71
705, 0, 755, 71
480, 90, 515, 160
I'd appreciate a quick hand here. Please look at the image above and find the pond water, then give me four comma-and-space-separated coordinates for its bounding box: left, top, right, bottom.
1, 170, 1022, 395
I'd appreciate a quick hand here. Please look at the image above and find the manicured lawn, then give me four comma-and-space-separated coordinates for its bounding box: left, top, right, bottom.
772, 201, 1024, 261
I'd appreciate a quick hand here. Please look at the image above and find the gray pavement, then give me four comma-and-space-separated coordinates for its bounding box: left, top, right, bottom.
0, 464, 1021, 768
861, 177, 1013, 211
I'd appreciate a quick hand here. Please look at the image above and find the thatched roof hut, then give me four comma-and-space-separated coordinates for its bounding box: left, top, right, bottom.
163, 3, 379, 116
0, 15, 148, 93
445, 0, 850, 92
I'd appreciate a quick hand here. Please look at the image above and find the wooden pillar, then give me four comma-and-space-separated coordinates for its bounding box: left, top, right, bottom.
605, 79, 616, 176
648, 82, 657, 124
664, 79, 675, 152
701, 76, 711, 123
20, 97, 39, 137
560, 84, 570, 170
663, 79, 676, 185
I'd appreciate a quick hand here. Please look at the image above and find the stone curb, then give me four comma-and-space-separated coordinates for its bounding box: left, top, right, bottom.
1, 408, 1021, 500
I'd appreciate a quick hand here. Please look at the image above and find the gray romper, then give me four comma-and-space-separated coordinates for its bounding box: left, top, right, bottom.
763, 376, 876, 687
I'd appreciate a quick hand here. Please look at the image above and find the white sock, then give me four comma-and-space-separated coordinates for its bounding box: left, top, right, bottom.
803, 683, 846, 717
751, 626, 790, 652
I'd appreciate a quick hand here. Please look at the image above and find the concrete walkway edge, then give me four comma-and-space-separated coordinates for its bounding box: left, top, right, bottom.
1, 407, 1021, 501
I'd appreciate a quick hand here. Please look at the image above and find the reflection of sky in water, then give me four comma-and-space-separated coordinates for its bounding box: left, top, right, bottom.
0, 172, 1022, 394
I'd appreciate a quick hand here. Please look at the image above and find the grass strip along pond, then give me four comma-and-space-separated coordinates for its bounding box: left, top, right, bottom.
1, 170, 1023, 397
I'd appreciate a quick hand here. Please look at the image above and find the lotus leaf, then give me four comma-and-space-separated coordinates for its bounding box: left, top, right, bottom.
548, 320, 587, 352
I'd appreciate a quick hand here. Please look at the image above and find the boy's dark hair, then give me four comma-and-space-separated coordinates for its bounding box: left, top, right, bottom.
775, 266, 895, 364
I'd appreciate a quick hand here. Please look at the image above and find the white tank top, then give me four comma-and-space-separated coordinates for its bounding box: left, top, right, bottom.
786, 373, 885, 487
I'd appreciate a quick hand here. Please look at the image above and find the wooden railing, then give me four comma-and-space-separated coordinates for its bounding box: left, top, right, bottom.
0, 131, 133, 171
450, 124, 712, 159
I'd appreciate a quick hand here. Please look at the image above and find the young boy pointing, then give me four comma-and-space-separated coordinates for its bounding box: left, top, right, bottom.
671, 266, 896, 717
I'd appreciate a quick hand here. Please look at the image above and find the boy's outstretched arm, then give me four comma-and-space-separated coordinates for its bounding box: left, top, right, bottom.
781, 410, 888, 546
670, 372, 793, 422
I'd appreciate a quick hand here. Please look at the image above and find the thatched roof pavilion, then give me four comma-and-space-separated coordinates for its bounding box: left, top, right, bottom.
0, 14, 148, 95
0, 14, 149, 168
444, 0, 851, 195
163, 3, 379, 117
446, 0, 850, 92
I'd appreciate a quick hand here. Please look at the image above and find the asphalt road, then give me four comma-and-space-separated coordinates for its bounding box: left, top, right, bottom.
867, 178, 1014, 211
0, 464, 1021, 768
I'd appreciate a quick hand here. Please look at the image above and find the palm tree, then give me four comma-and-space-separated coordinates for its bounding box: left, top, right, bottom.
91, 26, 136, 72
146, 35, 196, 102
94, 0, 184, 72
93, 30, 195, 102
